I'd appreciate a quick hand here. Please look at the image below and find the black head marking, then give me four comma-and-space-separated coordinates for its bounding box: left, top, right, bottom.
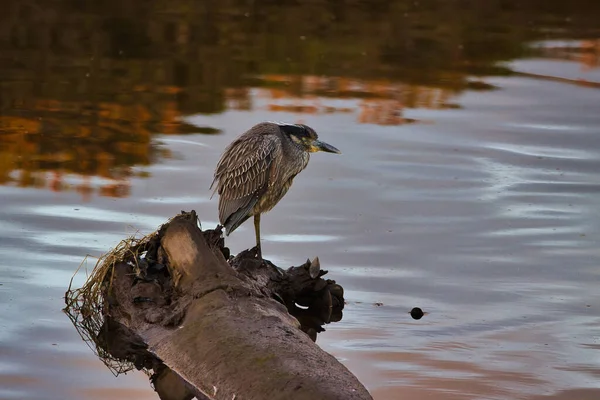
277, 123, 318, 140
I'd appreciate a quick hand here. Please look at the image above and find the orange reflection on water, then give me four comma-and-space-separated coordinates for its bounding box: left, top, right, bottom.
580, 39, 600, 70
252, 74, 460, 125
538, 39, 600, 71
0, 87, 188, 199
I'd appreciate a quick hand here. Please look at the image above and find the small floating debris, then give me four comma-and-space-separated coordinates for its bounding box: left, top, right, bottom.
374, 302, 383, 307
409, 307, 426, 320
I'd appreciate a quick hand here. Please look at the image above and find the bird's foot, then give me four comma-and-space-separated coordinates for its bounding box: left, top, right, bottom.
251, 246, 263, 261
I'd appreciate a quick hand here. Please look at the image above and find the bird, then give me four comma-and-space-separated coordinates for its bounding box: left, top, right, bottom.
210, 122, 341, 259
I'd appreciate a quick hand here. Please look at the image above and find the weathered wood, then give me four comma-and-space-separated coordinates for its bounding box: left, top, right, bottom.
101, 211, 372, 400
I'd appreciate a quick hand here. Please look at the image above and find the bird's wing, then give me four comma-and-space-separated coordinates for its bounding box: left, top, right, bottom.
211, 133, 281, 234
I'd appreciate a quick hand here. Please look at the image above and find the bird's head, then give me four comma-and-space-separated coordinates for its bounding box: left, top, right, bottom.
278, 123, 341, 154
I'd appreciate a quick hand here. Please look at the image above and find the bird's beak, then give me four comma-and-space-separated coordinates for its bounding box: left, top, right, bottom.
311, 139, 341, 154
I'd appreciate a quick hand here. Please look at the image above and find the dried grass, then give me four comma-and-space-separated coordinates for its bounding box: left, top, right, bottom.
63, 232, 156, 376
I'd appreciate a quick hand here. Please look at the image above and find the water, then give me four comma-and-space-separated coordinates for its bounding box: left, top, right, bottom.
1, 1, 600, 399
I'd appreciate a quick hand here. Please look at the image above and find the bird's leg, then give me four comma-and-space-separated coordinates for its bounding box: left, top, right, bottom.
254, 213, 262, 259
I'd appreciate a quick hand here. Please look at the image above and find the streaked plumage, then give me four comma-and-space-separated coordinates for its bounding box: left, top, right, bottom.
210, 122, 340, 258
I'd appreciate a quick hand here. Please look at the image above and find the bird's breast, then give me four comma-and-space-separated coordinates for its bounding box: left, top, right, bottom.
255, 175, 295, 214
253, 150, 308, 214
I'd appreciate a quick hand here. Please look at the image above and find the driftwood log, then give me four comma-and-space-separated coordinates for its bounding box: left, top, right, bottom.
91, 210, 372, 400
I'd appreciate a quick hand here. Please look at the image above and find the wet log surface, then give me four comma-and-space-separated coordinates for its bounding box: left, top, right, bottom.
96, 210, 372, 400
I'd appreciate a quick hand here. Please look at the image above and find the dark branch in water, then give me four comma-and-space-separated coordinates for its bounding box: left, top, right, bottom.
64, 210, 369, 400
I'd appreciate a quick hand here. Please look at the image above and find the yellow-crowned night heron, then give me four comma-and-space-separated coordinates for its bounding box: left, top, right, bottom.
210, 122, 341, 258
